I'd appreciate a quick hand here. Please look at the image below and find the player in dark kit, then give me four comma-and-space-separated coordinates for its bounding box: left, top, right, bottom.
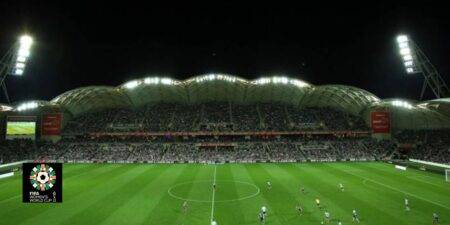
433, 213, 439, 225
259, 211, 266, 224
295, 204, 303, 215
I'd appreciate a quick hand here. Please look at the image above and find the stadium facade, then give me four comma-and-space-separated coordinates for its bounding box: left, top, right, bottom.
1, 74, 450, 133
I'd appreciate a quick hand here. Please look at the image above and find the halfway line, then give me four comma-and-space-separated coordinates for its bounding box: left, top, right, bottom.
210, 165, 217, 223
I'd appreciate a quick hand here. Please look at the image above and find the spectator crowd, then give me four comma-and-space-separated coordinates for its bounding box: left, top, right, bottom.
0, 102, 448, 165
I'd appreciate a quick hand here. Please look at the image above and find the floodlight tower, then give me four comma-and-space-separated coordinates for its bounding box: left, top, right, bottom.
0, 35, 33, 103
396, 34, 449, 100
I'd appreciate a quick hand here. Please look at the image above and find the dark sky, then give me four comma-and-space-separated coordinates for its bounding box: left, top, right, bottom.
1, 2, 449, 103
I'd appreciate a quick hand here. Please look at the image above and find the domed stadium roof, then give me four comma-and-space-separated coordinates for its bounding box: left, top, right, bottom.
46, 74, 381, 116
2, 74, 450, 130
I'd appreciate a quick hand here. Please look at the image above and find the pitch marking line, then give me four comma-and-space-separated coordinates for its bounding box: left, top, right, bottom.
343, 169, 450, 210
406, 175, 450, 189
210, 165, 217, 223
167, 180, 260, 202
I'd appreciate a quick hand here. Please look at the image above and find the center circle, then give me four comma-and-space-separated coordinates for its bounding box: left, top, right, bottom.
168, 180, 260, 203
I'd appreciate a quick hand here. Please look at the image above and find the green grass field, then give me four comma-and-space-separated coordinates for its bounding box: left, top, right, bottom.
0, 162, 449, 225
6, 122, 36, 135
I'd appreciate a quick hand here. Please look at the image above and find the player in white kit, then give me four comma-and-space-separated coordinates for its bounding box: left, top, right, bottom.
324, 211, 331, 223
404, 198, 410, 211
261, 206, 267, 215
352, 209, 360, 223
339, 183, 344, 192
182, 201, 188, 214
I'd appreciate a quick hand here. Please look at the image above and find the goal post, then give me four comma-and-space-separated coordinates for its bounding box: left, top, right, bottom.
446, 169, 450, 182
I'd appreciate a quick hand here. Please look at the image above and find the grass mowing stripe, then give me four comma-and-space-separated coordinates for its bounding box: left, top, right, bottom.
244, 164, 287, 225
340, 164, 450, 211
144, 164, 206, 225
228, 164, 266, 225
266, 164, 328, 224
281, 164, 360, 224
1, 162, 449, 225
96, 165, 176, 225
353, 163, 450, 208
317, 163, 409, 224
215, 164, 248, 225
56, 165, 154, 225
292, 164, 370, 224
6, 165, 139, 225
18, 165, 142, 225
340, 163, 449, 225
365, 163, 450, 189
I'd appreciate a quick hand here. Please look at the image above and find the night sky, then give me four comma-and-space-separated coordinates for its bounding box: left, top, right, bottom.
1, 2, 449, 103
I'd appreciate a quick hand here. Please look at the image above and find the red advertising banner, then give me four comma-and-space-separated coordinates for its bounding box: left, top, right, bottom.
42, 114, 62, 136
371, 111, 390, 133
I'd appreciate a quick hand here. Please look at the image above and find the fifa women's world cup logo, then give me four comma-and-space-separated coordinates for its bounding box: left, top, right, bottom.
23, 162, 62, 203
29, 164, 57, 191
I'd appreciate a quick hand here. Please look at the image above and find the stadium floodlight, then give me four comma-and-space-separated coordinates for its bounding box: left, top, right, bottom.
17, 56, 27, 62
16, 63, 25, 69
399, 48, 411, 55
404, 61, 413, 67
124, 80, 140, 89
16, 101, 38, 111
397, 35, 408, 43
403, 55, 413, 61
391, 100, 413, 109
20, 35, 33, 47
14, 69, 24, 75
0, 34, 34, 103
161, 78, 174, 85
289, 79, 309, 87
396, 34, 419, 75
395, 34, 450, 99
144, 77, 160, 85
11, 35, 33, 76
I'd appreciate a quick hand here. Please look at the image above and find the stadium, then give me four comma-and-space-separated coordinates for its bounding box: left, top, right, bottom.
0, 74, 450, 225
1, 4, 450, 225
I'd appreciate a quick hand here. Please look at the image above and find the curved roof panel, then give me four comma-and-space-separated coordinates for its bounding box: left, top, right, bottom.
300, 85, 380, 115
51, 86, 132, 115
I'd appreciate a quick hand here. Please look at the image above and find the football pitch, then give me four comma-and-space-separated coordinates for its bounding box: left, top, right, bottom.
0, 162, 449, 225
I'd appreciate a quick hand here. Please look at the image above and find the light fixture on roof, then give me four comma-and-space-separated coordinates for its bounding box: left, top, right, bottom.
391, 100, 413, 109
144, 77, 160, 84
161, 78, 173, 85
16, 101, 38, 111
395, 34, 450, 99
253, 76, 309, 88
124, 80, 139, 89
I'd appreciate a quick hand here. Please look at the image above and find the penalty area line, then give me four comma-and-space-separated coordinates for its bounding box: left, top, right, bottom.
342, 168, 450, 210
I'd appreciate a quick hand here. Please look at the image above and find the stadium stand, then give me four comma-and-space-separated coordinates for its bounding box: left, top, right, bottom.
1, 75, 450, 165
